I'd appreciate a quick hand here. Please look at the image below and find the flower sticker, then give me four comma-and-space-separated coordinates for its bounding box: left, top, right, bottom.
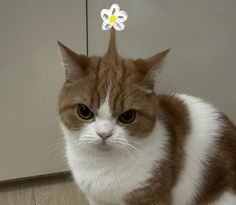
101, 4, 128, 31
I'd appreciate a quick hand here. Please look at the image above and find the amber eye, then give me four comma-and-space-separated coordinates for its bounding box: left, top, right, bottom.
118, 109, 136, 124
76, 104, 94, 120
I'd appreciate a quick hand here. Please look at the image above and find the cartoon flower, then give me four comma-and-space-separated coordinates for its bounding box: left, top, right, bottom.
101, 4, 128, 31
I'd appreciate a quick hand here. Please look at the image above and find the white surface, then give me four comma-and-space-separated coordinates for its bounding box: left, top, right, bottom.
0, 0, 87, 180
88, 0, 236, 123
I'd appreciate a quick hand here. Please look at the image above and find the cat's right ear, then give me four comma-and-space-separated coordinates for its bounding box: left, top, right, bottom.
57, 41, 89, 84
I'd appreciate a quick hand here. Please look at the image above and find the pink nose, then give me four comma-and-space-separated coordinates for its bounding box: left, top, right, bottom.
97, 132, 112, 140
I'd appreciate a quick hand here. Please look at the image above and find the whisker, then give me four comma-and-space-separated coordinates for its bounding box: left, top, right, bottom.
112, 142, 138, 162
114, 140, 156, 162
46, 139, 66, 155
46, 116, 61, 126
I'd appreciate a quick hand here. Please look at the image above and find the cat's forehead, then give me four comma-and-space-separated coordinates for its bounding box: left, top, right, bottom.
72, 57, 144, 113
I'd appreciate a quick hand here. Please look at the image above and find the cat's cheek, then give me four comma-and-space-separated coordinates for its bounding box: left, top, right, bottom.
79, 122, 100, 140
59, 109, 88, 132
120, 119, 156, 139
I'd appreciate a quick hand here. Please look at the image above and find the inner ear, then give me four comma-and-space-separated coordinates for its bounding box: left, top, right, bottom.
134, 49, 170, 90
58, 41, 89, 84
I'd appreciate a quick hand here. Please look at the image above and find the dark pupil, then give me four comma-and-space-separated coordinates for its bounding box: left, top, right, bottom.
80, 105, 91, 117
119, 110, 135, 123
122, 111, 133, 121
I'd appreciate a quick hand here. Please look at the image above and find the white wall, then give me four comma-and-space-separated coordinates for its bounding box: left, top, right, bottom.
0, 0, 87, 181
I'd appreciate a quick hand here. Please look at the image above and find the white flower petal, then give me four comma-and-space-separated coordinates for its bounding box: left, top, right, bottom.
102, 21, 112, 30
110, 4, 120, 15
116, 11, 128, 22
101, 9, 111, 21
113, 21, 125, 31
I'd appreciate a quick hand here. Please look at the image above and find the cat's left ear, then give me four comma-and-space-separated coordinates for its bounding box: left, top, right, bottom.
135, 49, 170, 90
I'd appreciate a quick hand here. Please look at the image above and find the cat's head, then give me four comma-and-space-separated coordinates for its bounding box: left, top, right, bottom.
58, 29, 169, 153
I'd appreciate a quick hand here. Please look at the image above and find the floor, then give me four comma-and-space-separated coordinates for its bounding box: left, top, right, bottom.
0, 174, 89, 205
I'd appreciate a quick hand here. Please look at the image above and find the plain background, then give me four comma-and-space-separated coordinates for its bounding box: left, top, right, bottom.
0, 0, 86, 180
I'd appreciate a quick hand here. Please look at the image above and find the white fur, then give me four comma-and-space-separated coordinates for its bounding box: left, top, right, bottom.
172, 94, 222, 205
61, 92, 169, 205
210, 191, 236, 205
62, 121, 168, 204
96, 92, 115, 137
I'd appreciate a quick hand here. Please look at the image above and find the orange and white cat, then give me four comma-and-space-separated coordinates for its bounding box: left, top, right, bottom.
58, 30, 236, 205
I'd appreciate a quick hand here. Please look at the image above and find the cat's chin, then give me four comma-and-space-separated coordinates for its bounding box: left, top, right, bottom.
94, 141, 112, 152
97, 142, 112, 152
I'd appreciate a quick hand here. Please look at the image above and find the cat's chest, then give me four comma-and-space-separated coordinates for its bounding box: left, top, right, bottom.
69, 155, 154, 203
75, 163, 128, 203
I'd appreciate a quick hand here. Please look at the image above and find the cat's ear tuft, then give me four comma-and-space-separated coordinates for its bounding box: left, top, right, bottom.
57, 41, 89, 84
144, 49, 170, 70
135, 49, 170, 90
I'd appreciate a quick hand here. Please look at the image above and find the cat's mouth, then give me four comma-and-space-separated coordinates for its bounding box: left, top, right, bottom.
95, 141, 112, 152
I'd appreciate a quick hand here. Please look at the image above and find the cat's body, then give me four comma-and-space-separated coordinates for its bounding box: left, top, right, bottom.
58, 30, 236, 205
62, 94, 236, 205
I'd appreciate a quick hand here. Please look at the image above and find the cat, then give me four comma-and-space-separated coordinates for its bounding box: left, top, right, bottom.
58, 29, 236, 205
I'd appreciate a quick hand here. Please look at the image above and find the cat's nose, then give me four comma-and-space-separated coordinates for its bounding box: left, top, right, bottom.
96, 131, 112, 140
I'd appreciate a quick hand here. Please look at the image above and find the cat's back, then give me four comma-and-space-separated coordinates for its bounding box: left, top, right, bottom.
158, 93, 236, 204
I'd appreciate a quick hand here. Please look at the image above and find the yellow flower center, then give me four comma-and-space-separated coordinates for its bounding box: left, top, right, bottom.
109, 15, 117, 23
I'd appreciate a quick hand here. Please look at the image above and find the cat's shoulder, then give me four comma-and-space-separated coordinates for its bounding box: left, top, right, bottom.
158, 92, 236, 144
157, 93, 219, 119
157, 93, 223, 138
158, 93, 215, 108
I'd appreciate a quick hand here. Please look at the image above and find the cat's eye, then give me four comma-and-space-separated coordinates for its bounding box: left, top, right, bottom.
118, 109, 136, 124
76, 104, 94, 120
